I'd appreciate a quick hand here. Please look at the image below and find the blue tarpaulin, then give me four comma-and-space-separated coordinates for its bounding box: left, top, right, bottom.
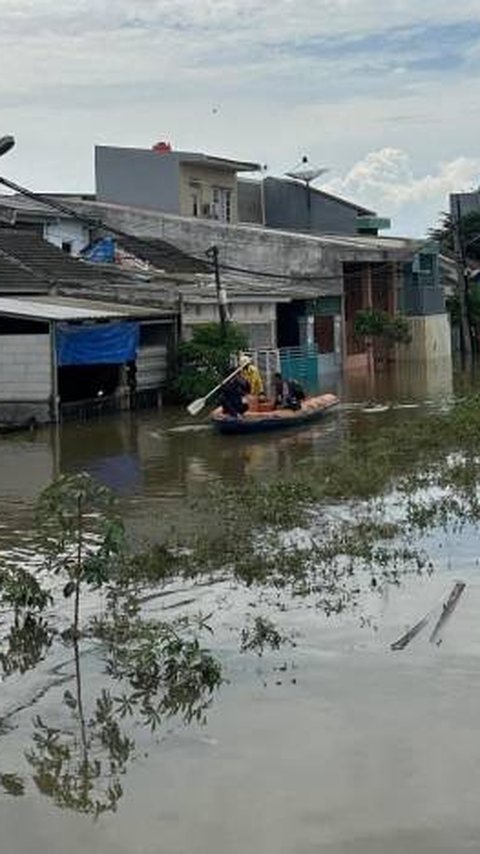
56, 322, 139, 366
81, 237, 116, 263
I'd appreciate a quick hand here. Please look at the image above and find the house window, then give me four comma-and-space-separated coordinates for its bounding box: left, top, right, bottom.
212, 187, 232, 223
62, 241, 72, 254
189, 181, 201, 217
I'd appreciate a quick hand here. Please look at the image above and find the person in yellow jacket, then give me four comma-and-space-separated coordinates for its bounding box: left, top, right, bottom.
239, 354, 264, 396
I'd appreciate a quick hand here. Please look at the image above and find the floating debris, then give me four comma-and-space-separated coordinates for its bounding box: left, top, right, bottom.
429, 581, 466, 645
391, 581, 466, 651
390, 610, 432, 651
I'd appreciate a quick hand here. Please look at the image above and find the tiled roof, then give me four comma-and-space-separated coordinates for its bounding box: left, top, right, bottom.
0, 193, 94, 219
0, 229, 126, 294
117, 235, 209, 274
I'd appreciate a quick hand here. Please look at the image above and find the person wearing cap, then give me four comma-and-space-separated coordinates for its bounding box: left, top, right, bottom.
239, 354, 264, 397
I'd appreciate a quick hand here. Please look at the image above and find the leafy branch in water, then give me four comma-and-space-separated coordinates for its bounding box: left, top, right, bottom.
94, 611, 223, 728
0, 473, 224, 817
34, 473, 125, 638
240, 616, 294, 656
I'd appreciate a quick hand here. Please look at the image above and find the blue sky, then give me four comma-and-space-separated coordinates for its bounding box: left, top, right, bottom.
1, 0, 480, 235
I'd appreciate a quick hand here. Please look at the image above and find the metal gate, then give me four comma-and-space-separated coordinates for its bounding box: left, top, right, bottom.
247, 345, 319, 394
279, 345, 319, 392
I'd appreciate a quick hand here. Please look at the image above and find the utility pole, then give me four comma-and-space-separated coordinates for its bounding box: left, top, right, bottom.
453, 195, 473, 359
206, 245, 228, 337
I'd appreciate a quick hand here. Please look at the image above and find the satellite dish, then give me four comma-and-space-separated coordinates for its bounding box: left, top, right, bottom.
285, 156, 329, 184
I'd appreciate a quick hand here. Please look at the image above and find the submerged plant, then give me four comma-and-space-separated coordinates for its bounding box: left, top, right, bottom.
35, 473, 125, 637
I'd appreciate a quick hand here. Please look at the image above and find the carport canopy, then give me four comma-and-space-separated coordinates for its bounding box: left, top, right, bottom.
0, 294, 174, 366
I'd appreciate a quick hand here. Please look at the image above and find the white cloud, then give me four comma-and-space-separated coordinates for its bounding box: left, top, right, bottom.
1, 0, 480, 236
323, 148, 480, 234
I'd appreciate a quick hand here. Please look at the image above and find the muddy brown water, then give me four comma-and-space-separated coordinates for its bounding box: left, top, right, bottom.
1, 360, 480, 853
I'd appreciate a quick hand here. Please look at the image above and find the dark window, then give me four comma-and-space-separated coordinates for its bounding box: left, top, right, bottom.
62, 241, 72, 254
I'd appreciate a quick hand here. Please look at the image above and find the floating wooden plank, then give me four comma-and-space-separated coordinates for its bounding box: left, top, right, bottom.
390, 581, 466, 651
429, 581, 466, 645
390, 611, 432, 651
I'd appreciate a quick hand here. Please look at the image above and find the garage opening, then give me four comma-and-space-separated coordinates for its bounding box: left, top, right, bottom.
58, 364, 121, 403
56, 320, 138, 419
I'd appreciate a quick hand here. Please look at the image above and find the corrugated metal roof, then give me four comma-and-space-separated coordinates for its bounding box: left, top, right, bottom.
0, 295, 170, 322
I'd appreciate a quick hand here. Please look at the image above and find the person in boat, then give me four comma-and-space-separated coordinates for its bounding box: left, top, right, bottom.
274, 373, 305, 411
239, 354, 264, 396
274, 373, 305, 409
286, 379, 305, 410
219, 370, 250, 417
274, 372, 289, 408
287, 380, 305, 409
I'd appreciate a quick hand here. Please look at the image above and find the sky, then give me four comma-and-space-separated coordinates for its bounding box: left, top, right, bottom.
1, 0, 480, 236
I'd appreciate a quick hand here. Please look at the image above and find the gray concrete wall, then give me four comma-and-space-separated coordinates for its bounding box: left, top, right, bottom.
397, 314, 452, 362
95, 146, 181, 214
238, 177, 367, 235
263, 178, 361, 235
183, 299, 276, 349
238, 180, 263, 224
75, 201, 359, 297
0, 334, 51, 422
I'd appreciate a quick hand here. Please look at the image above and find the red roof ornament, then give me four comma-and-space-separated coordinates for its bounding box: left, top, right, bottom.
152, 141, 172, 153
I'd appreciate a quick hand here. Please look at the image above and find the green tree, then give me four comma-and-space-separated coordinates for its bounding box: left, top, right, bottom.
430, 210, 480, 260
168, 322, 248, 403
354, 309, 412, 348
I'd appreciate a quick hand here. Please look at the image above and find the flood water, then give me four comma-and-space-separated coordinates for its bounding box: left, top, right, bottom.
2, 359, 480, 853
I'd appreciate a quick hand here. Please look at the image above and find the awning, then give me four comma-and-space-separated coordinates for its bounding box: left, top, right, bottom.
0, 295, 169, 322
56, 322, 139, 366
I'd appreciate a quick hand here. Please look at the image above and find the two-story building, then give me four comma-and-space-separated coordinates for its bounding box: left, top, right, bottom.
95, 143, 261, 225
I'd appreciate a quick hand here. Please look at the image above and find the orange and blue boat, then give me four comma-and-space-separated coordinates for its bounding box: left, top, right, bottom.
211, 393, 339, 435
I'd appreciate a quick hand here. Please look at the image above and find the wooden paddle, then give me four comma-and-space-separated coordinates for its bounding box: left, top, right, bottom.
187, 360, 250, 416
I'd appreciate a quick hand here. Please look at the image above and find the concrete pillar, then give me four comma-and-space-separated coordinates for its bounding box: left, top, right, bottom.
306, 314, 315, 347
362, 263, 374, 372
363, 263, 373, 309
390, 262, 398, 314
